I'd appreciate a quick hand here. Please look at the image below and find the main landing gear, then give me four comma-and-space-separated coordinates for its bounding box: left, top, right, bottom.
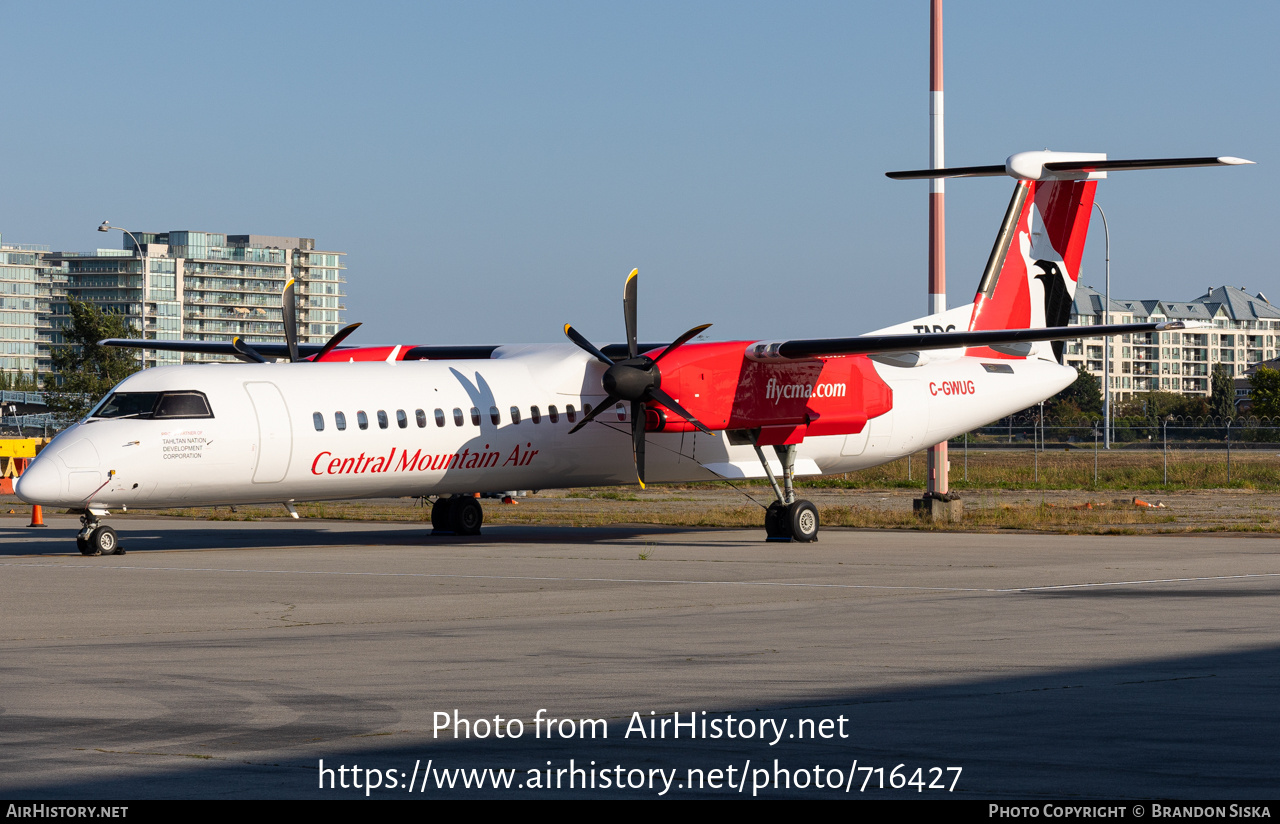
430, 494, 484, 536
755, 443, 819, 543
76, 511, 124, 556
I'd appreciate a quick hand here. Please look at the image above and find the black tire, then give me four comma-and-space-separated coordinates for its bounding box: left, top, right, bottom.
76, 533, 93, 556
89, 526, 121, 556
764, 502, 791, 540
788, 500, 819, 543
430, 497, 451, 531
449, 496, 483, 536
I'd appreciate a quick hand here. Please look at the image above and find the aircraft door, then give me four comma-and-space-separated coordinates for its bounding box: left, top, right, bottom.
244, 382, 293, 483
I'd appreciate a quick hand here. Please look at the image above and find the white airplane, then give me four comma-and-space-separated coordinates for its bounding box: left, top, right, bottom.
16, 151, 1251, 555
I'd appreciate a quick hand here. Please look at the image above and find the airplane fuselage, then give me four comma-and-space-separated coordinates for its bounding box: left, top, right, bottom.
17, 342, 1074, 511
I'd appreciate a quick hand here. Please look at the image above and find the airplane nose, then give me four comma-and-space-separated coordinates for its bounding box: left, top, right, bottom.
14, 457, 63, 506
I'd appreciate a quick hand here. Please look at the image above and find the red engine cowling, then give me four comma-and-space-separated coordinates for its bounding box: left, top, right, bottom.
642, 341, 892, 443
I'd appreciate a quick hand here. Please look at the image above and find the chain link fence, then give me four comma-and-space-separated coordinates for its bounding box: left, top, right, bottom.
938, 414, 1280, 488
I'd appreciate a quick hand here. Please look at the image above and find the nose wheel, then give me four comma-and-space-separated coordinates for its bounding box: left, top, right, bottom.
76, 513, 123, 556
755, 444, 819, 543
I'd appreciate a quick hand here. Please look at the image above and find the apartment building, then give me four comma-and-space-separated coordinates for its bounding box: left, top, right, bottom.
0, 234, 70, 382
44, 230, 345, 368
1066, 285, 1280, 401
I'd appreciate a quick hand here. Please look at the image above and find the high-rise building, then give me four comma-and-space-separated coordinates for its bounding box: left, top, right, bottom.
1066, 285, 1280, 400
44, 230, 346, 368
0, 234, 64, 383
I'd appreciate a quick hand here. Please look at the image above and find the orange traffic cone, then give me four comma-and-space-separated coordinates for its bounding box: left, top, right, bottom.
27, 504, 47, 528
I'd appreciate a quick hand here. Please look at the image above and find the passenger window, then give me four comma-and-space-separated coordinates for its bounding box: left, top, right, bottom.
470, 407, 480, 426
615, 403, 626, 421
357, 411, 369, 430
313, 412, 324, 431
566, 404, 577, 423
583, 403, 592, 419
531, 405, 541, 424
416, 409, 427, 428
435, 408, 446, 427
453, 408, 464, 426
335, 412, 347, 431
490, 406, 500, 425
549, 405, 559, 423
377, 410, 389, 429
510, 406, 521, 424
396, 409, 408, 429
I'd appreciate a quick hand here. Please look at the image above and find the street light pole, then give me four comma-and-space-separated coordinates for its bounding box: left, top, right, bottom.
98, 221, 148, 369
1093, 201, 1111, 449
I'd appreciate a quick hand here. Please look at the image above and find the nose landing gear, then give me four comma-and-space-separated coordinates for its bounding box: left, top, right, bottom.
76, 512, 124, 556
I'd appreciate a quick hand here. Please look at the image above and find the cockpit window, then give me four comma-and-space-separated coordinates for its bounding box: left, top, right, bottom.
92, 391, 213, 420
93, 393, 159, 419
154, 392, 214, 419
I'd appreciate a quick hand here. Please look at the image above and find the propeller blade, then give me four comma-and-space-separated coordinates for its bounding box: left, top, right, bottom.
282, 278, 300, 363
649, 387, 713, 435
563, 324, 614, 366
231, 336, 268, 364
632, 400, 646, 488
312, 322, 362, 362
652, 323, 712, 364
623, 268, 639, 359
568, 394, 621, 434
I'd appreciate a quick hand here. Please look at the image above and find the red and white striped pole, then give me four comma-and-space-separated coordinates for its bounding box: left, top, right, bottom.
926, 0, 949, 497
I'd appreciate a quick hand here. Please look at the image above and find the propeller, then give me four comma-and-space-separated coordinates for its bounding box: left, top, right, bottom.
563, 268, 713, 487
231, 337, 268, 364
313, 322, 363, 362
282, 278, 300, 363
280, 280, 362, 363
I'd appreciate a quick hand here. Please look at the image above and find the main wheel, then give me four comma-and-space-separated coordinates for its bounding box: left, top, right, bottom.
449, 496, 484, 536
788, 500, 819, 543
764, 501, 792, 540
88, 525, 122, 556
430, 497, 451, 531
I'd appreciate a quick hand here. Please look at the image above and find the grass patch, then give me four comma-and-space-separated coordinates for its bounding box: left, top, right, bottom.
140, 496, 1195, 535
566, 491, 642, 501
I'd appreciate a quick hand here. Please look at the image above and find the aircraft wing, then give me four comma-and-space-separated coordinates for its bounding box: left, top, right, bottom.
98, 338, 324, 358
752, 321, 1191, 360
98, 338, 668, 362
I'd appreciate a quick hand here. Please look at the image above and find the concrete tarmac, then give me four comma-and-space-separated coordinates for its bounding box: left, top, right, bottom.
1, 516, 1278, 799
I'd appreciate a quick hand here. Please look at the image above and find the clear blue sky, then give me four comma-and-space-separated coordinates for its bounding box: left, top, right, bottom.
0, 1, 1272, 345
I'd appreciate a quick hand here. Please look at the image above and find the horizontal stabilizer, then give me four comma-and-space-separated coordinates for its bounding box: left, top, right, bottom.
886, 164, 1006, 180
888, 153, 1253, 182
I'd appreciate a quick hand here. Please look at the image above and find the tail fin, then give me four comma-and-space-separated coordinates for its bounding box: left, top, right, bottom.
966, 176, 1096, 359
885, 151, 1252, 361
